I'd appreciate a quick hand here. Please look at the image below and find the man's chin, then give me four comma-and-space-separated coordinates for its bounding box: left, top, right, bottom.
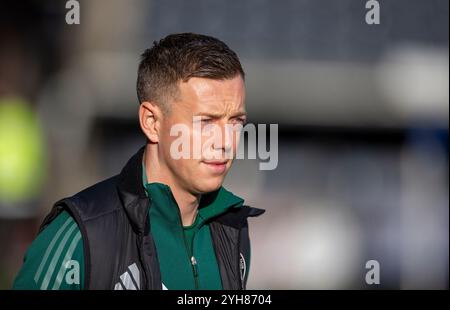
194, 178, 224, 194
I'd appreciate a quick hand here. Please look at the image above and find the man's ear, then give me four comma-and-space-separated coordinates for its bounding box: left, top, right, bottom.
139, 101, 162, 143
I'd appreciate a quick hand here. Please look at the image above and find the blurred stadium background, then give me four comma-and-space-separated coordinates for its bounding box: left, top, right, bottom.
0, 0, 448, 289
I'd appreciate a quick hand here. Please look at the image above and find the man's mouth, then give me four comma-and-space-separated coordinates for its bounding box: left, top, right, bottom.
201, 160, 228, 174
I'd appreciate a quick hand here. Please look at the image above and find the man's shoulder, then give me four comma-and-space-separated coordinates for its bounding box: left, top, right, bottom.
72, 174, 120, 201
57, 175, 122, 221
36, 210, 79, 242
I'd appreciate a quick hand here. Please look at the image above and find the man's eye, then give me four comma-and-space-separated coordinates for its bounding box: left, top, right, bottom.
201, 118, 213, 124
231, 117, 247, 125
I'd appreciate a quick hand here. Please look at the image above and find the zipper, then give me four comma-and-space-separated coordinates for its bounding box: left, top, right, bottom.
138, 202, 153, 290
237, 227, 244, 290
182, 230, 199, 289
137, 235, 149, 289
191, 255, 199, 289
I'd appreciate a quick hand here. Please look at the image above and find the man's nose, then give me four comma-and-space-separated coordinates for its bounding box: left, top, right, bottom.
213, 124, 233, 153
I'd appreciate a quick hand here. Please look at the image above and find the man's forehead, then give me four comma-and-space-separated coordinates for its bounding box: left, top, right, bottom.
181, 76, 243, 94
178, 76, 245, 112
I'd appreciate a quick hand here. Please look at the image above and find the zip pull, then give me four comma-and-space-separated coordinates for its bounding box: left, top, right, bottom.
191, 256, 198, 277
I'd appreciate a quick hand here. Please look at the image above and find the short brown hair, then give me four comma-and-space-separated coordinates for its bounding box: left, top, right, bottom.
136, 33, 245, 113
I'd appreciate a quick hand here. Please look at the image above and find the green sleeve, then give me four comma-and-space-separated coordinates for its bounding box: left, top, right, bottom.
13, 210, 84, 290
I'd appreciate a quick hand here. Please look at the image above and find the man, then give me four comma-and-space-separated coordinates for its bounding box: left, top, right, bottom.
13, 33, 264, 290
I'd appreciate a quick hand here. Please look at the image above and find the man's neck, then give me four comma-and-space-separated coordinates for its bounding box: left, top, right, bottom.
144, 145, 200, 226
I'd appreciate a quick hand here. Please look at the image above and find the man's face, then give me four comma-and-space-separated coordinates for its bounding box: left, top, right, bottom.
159, 75, 246, 195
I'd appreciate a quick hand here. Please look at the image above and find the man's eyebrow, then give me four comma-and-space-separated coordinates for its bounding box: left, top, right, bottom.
230, 111, 247, 118
194, 111, 247, 118
194, 112, 223, 119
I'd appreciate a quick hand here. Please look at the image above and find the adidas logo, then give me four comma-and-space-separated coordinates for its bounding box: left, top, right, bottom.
114, 263, 140, 290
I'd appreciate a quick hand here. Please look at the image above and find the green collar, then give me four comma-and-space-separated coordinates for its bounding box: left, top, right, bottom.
142, 163, 243, 228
